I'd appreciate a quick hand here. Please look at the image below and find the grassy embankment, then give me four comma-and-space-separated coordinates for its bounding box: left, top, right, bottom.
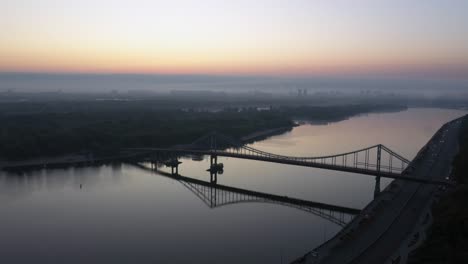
409, 115, 468, 263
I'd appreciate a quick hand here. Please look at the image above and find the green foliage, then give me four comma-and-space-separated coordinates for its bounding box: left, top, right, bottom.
0, 100, 403, 160
0, 103, 291, 160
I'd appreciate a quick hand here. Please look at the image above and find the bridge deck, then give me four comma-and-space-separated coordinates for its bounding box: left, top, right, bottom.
132, 148, 450, 185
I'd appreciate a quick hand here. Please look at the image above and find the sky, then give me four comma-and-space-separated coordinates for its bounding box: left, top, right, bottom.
1, 0, 468, 79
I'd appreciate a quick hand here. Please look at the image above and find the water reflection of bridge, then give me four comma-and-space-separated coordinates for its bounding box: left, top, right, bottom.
133, 163, 360, 227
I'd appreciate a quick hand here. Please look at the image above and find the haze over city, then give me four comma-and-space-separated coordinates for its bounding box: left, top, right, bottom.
1, 1, 468, 264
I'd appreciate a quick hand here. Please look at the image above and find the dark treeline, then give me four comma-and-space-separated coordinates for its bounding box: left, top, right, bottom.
0, 100, 405, 161
410, 115, 468, 264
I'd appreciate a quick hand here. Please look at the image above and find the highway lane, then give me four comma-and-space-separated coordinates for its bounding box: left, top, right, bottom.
350, 119, 461, 264
297, 117, 463, 264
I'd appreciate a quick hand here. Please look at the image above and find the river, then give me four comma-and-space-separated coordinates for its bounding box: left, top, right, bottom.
0, 108, 465, 264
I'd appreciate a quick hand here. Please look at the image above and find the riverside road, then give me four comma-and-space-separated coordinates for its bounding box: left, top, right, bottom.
297, 116, 463, 264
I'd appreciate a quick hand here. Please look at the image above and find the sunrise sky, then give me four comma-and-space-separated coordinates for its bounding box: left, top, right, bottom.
1, 0, 467, 78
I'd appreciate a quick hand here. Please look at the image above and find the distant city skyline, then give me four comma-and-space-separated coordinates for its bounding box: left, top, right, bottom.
1, 0, 467, 79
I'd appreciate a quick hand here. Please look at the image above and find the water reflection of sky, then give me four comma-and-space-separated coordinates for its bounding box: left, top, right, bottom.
0, 108, 465, 264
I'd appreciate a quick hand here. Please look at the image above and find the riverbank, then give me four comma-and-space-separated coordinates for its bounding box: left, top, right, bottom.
0, 100, 405, 162
408, 115, 468, 264
2, 107, 464, 263
294, 115, 464, 264
0, 126, 295, 170
240, 126, 294, 143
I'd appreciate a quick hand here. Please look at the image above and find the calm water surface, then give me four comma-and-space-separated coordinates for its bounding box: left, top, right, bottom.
0, 108, 465, 263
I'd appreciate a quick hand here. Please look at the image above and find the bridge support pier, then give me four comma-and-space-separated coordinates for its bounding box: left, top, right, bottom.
164, 157, 181, 176
151, 161, 158, 171
171, 164, 178, 175
210, 154, 217, 183
210, 171, 217, 184
374, 176, 381, 199
210, 154, 217, 166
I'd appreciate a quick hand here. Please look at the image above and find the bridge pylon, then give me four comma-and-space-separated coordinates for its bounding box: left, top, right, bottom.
210, 131, 217, 151
374, 145, 382, 198
208, 154, 223, 183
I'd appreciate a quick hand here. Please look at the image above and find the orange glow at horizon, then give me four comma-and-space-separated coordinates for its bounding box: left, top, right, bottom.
2, 49, 467, 79
1, 0, 467, 78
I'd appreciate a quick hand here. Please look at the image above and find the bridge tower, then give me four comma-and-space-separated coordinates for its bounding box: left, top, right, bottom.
209, 132, 220, 171
208, 155, 222, 183
210, 136, 217, 183
374, 145, 382, 198
208, 132, 223, 183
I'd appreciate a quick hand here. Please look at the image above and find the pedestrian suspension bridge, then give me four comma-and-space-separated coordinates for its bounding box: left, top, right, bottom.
129, 132, 446, 185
